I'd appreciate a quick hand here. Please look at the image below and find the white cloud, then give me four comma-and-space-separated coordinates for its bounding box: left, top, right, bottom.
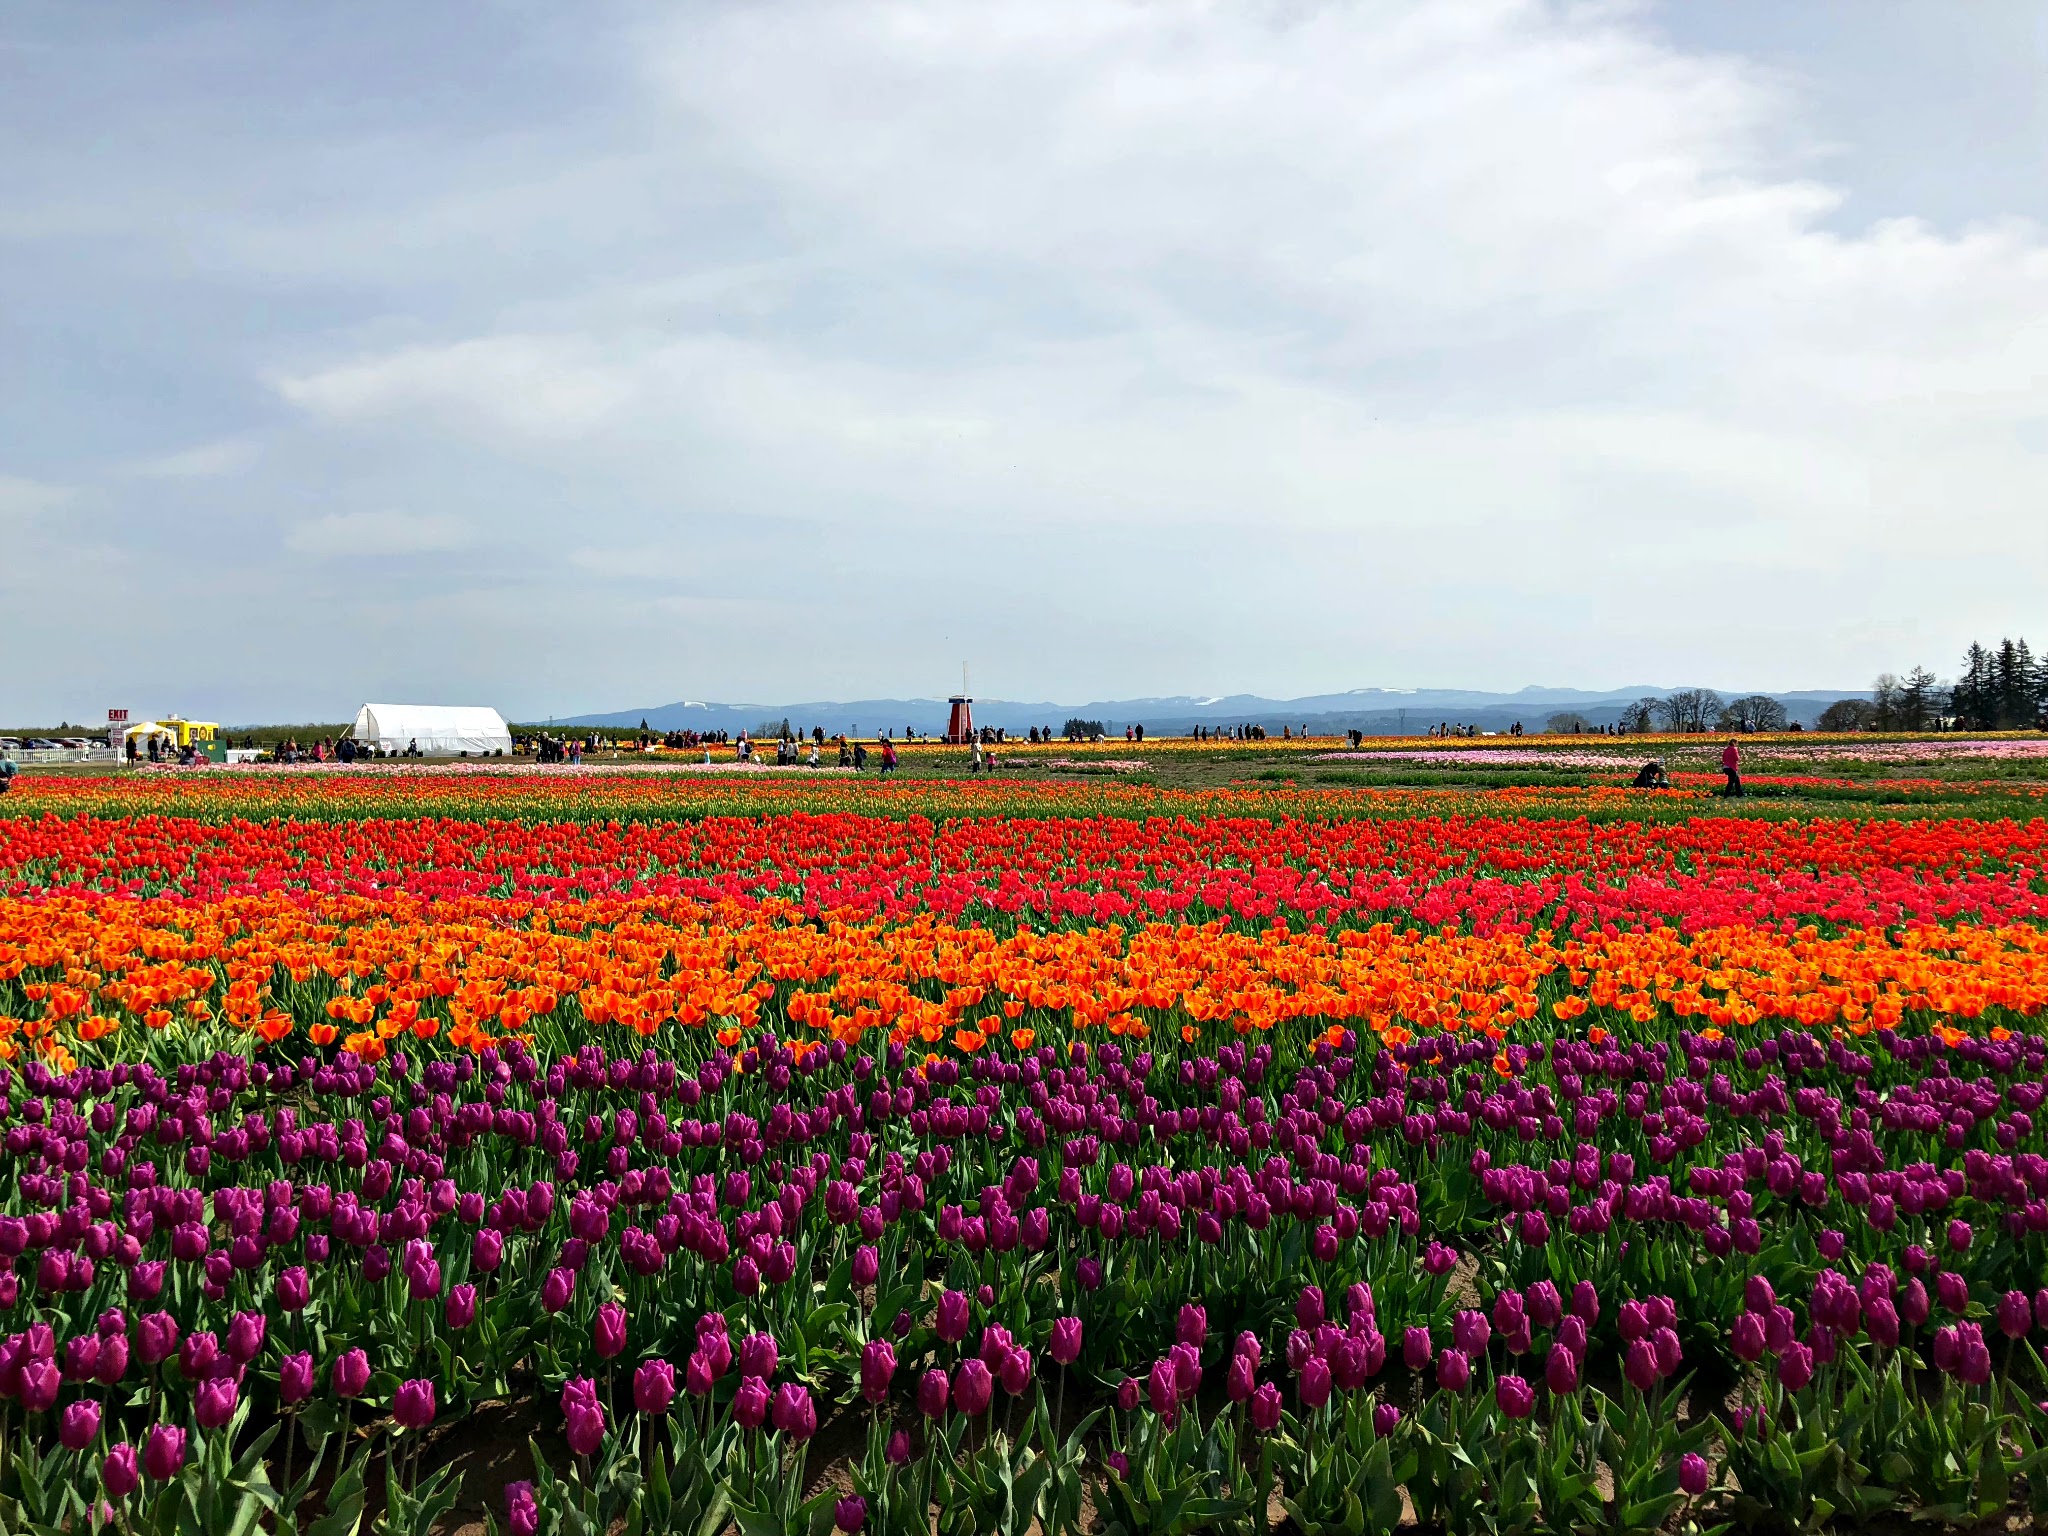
0, 474, 73, 523
275, 335, 635, 439
285, 509, 475, 558
128, 439, 259, 480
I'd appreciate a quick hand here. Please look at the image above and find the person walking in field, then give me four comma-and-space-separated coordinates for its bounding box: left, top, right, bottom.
880, 738, 897, 778
1721, 738, 1744, 797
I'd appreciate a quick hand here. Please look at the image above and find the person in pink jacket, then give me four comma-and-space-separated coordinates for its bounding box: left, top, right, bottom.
1721, 739, 1743, 797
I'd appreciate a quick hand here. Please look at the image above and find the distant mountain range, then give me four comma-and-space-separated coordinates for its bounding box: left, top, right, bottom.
551, 685, 1868, 736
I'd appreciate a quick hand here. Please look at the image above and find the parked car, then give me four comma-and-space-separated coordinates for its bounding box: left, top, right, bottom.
0, 739, 20, 753
23, 739, 58, 750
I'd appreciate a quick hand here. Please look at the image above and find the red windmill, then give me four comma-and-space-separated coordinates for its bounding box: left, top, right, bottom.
944, 663, 974, 744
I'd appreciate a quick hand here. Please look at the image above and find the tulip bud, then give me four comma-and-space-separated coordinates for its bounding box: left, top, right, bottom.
954, 1358, 994, 1417
772, 1382, 817, 1440
1297, 1357, 1332, 1409
60, 1400, 101, 1451
1295, 1287, 1325, 1329
1436, 1348, 1471, 1392
102, 1443, 140, 1498
917, 1367, 949, 1418
635, 1359, 676, 1415
332, 1348, 371, 1399
280, 1351, 315, 1405
1496, 1375, 1535, 1419
1777, 1342, 1814, 1393
143, 1425, 186, 1482
393, 1379, 435, 1431
1246, 1380, 1282, 1431
861, 1340, 897, 1404
505, 1483, 539, 1536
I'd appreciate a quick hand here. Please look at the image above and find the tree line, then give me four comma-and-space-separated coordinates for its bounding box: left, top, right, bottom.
1564, 636, 2045, 735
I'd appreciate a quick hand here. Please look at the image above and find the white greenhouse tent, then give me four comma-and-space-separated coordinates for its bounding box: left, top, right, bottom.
349, 704, 512, 758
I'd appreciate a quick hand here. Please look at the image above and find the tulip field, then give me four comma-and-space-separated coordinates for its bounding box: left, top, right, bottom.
4, 750, 2048, 1535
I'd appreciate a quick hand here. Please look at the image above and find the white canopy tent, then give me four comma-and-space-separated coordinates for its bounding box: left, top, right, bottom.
350, 704, 512, 757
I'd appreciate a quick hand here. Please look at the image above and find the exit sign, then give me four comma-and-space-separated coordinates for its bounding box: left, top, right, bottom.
108, 709, 128, 722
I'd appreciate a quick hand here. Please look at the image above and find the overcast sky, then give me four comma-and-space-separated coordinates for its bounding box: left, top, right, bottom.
5, 0, 2045, 723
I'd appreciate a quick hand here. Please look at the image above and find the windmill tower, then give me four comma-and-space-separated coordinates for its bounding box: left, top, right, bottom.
945, 663, 974, 744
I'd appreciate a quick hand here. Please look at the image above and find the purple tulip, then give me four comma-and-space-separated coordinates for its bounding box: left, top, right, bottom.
2000, 1291, 2032, 1340
1496, 1375, 1535, 1419
1743, 1275, 1775, 1315
1937, 1271, 1970, 1315
1901, 1278, 1931, 1326
19, 1359, 60, 1413
445, 1282, 478, 1330
1226, 1351, 1256, 1401
1250, 1380, 1283, 1431
861, 1340, 897, 1404
955, 1358, 994, 1417
136, 1313, 178, 1366
1297, 1356, 1332, 1409
1049, 1316, 1083, 1365
594, 1303, 628, 1360
1403, 1327, 1432, 1371
280, 1351, 315, 1405
1148, 1357, 1180, 1418
506, 1482, 539, 1536
918, 1367, 950, 1418
541, 1267, 575, 1314
685, 1352, 715, 1397
936, 1290, 970, 1342
886, 1428, 911, 1463
566, 1393, 607, 1454
1373, 1402, 1400, 1437
143, 1425, 186, 1482
1778, 1343, 1814, 1393
1177, 1303, 1207, 1348
94, 1335, 129, 1387
60, 1400, 100, 1451
332, 1348, 371, 1399
1296, 1286, 1325, 1329
739, 1333, 778, 1380
635, 1359, 676, 1414
277, 1266, 310, 1312
1452, 1309, 1490, 1356
226, 1312, 265, 1364
393, 1379, 435, 1431
1436, 1348, 1471, 1392
472, 1230, 504, 1272
102, 1443, 140, 1498
1624, 1339, 1658, 1392
732, 1377, 770, 1429
835, 1496, 868, 1533
772, 1382, 817, 1440
1545, 1344, 1580, 1395
1947, 1219, 1972, 1254
1569, 1280, 1599, 1323
1680, 1453, 1710, 1496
